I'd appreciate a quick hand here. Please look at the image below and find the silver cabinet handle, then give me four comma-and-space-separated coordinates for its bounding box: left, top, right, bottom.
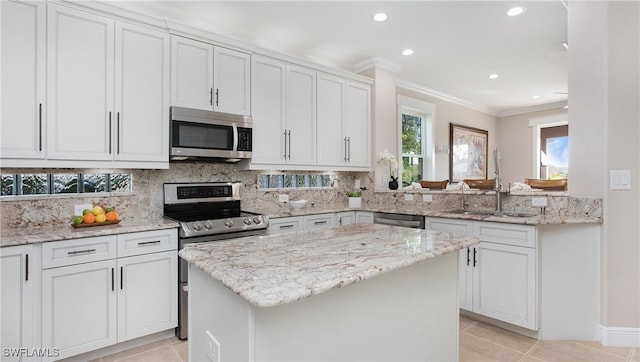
120, 266, 123, 290
279, 224, 295, 229
209, 88, 213, 105
347, 136, 351, 162
25, 254, 29, 281
287, 130, 291, 159
138, 240, 161, 246
108, 112, 112, 154
215, 88, 219, 106
67, 248, 97, 256
38, 104, 43, 151
116, 112, 121, 154
344, 137, 348, 162
283, 130, 288, 159
111, 268, 115, 291
314, 220, 327, 225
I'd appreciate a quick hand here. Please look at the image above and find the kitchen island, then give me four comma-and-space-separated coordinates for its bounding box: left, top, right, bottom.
180, 223, 479, 361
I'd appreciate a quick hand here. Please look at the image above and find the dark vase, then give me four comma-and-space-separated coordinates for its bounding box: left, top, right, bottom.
388, 176, 399, 190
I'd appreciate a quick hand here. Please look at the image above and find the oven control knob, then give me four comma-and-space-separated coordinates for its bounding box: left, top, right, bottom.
253, 216, 262, 224
224, 218, 234, 228
204, 221, 214, 230
243, 217, 252, 225
192, 222, 203, 231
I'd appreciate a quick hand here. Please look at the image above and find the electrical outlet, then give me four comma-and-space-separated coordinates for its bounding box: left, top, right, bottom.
531, 197, 547, 207
354, 179, 361, 190
404, 194, 414, 201
74, 204, 93, 216
278, 194, 289, 203
205, 330, 221, 362
422, 194, 433, 202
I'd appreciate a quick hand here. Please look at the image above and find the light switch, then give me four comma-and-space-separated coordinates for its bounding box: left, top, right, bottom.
404, 194, 414, 201
610, 170, 631, 190
423, 194, 433, 202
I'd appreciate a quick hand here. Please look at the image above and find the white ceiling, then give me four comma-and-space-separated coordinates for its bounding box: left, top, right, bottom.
106, 0, 568, 116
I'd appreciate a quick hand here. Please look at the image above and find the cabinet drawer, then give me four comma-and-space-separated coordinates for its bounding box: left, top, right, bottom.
117, 229, 178, 257
269, 217, 303, 234
304, 214, 336, 230
425, 217, 473, 234
473, 221, 537, 248
42, 235, 116, 269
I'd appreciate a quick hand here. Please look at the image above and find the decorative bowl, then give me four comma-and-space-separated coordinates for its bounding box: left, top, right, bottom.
288, 200, 308, 210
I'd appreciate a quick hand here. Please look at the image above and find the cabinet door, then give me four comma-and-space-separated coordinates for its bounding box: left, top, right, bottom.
336, 211, 356, 226
170, 36, 214, 110
286, 65, 316, 165
0, 245, 36, 362
213, 46, 251, 115
458, 248, 473, 311
251, 56, 286, 164
304, 214, 336, 230
355, 211, 374, 224
344, 82, 371, 168
47, 4, 115, 160
473, 242, 537, 329
42, 260, 117, 359
316, 73, 345, 166
118, 251, 177, 342
1, 0, 46, 159
115, 22, 170, 162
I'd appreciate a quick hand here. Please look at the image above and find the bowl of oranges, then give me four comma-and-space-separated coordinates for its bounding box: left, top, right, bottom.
72, 206, 120, 228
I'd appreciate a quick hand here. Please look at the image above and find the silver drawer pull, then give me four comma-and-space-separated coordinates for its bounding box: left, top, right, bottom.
279, 224, 294, 229
67, 248, 96, 256
138, 240, 161, 246
314, 220, 327, 225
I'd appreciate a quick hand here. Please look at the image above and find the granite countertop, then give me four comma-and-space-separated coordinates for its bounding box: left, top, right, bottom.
179, 223, 479, 308
0, 218, 180, 247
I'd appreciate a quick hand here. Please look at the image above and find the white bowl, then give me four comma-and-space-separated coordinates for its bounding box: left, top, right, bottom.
288, 200, 307, 210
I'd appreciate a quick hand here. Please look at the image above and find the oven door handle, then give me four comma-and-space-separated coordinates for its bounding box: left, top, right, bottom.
232, 122, 239, 152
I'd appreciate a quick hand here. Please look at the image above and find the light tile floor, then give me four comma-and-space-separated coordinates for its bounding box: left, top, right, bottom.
94, 315, 639, 362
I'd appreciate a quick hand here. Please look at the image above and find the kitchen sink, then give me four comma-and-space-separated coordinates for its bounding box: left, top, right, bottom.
446, 209, 537, 218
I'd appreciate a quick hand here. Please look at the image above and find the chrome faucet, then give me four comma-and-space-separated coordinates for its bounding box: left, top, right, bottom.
493, 148, 507, 212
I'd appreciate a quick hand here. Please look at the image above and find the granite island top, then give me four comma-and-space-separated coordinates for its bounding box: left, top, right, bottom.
0, 218, 180, 247
179, 223, 479, 308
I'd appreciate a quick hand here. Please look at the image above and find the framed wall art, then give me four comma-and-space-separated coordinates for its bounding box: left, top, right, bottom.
449, 123, 488, 182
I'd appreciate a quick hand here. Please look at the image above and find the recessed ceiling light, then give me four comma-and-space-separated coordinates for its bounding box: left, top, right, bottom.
402, 49, 414, 56
507, 6, 526, 16
488, 74, 499, 79
532, 95, 541, 99
373, 13, 387, 22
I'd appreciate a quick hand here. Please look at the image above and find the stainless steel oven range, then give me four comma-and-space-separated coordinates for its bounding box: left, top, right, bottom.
163, 182, 269, 340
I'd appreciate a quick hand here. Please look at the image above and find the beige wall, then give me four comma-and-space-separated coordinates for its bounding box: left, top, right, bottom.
497, 108, 567, 186
396, 88, 498, 182
569, 1, 640, 331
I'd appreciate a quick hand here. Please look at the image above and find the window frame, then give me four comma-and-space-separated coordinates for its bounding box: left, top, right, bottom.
529, 114, 568, 179
397, 96, 436, 185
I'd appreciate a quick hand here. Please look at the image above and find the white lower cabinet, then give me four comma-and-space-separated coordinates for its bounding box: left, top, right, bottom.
304, 214, 336, 230
41, 229, 177, 360
355, 211, 374, 224
270, 211, 374, 234
336, 211, 355, 226
425, 217, 538, 330
1, 244, 40, 362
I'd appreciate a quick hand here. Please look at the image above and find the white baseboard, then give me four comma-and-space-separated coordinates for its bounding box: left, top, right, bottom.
599, 324, 640, 347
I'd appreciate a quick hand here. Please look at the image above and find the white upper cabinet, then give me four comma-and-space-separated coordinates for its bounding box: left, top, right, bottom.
285, 65, 316, 166
46, 3, 170, 166
171, 36, 250, 115
316, 73, 346, 166
344, 81, 371, 168
47, 4, 115, 161
213, 46, 251, 115
1, 0, 46, 160
251, 55, 286, 164
115, 21, 170, 162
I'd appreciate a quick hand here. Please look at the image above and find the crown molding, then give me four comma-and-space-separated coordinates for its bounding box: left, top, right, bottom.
354, 57, 402, 74
496, 101, 569, 117
395, 79, 497, 116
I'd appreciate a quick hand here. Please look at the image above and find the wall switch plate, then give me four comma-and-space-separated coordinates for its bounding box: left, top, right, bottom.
610, 170, 631, 190
404, 194, 414, 201
423, 194, 433, 202
74, 204, 93, 216
205, 330, 221, 362
278, 194, 289, 203
531, 197, 547, 207
354, 179, 361, 190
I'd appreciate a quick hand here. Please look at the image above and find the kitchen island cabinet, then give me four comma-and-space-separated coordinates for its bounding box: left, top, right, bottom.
181, 224, 478, 361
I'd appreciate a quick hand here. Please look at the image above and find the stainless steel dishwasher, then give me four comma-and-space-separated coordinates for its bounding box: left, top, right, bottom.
373, 212, 425, 229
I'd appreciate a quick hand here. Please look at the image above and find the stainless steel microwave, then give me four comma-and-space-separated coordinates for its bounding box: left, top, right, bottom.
169, 107, 252, 162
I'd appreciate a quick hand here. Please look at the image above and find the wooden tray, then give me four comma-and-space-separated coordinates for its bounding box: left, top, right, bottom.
71, 219, 121, 228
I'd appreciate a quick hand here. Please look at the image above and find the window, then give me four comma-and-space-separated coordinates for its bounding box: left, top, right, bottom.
0, 173, 133, 196
529, 114, 568, 180
258, 173, 334, 190
397, 96, 435, 187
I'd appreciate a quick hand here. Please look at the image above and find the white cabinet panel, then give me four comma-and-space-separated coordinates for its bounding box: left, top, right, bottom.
458, 248, 474, 311
316, 73, 345, 166
268, 216, 303, 234
1, 244, 39, 362
303, 214, 336, 230
213, 46, 251, 115
473, 242, 537, 329
355, 211, 374, 224
250, 56, 286, 165
344, 81, 371, 168
286, 65, 316, 165
1, 0, 46, 159
170, 36, 213, 110
47, 4, 115, 160
336, 211, 356, 226
115, 22, 170, 162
